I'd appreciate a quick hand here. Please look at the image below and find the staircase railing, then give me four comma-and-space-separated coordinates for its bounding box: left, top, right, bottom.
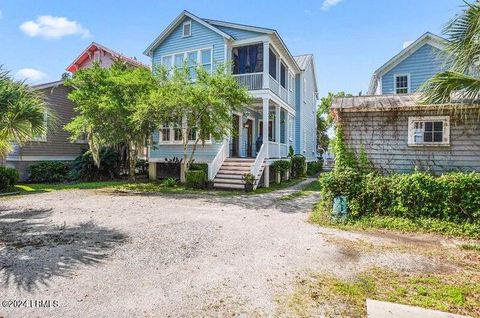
208, 140, 228, 180
250, 143, 267, 188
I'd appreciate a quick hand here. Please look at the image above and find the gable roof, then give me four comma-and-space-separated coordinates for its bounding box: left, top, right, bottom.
67, 42, 148, 72
294, 54, 318, 93
143, 10, 301, 72
368, 32, 448, 94
143, 10, 233, 57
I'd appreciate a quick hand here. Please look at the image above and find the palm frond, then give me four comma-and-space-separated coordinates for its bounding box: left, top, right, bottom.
420, 71, 480, 105
443, 1, 480, 72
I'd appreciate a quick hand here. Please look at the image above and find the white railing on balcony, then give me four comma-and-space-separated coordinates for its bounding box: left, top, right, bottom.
233, 73, 263, 90
269, 75, 279, 96
250, 143, 267, 189
280, 86, 288, 103
208, 140, 228, 180
267, 142, 289, 158
288, 90, 295, 106
280, 143, 288, 157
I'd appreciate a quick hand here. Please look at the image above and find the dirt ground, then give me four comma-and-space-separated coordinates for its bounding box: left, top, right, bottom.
0, 180, 473, 317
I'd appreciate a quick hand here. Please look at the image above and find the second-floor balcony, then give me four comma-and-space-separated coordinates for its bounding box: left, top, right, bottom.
232, 42, 295, 107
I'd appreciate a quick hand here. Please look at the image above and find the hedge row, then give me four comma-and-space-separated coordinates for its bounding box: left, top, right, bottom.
319, 169, 480, 224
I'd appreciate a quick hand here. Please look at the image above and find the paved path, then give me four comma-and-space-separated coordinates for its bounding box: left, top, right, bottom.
0, 182, 449, 317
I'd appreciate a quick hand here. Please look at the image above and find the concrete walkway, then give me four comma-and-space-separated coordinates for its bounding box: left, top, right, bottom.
367, 300, 472, 318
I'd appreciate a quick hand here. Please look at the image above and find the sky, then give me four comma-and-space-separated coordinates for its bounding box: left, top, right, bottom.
0, 0, 462, 97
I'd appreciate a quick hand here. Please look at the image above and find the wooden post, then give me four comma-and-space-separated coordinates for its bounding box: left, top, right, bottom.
148, 162, 157, 181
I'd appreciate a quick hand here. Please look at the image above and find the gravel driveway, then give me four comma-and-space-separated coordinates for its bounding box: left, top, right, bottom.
0, 180, 449, 317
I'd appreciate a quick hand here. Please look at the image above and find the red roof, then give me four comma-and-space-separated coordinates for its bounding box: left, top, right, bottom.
66, 42, 149, 72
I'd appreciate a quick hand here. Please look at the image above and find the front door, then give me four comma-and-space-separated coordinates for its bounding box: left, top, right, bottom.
231, 115, 240, 157
246, 119, 253, 157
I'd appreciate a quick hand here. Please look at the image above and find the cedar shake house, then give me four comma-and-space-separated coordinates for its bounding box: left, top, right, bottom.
5, 43, 148, 180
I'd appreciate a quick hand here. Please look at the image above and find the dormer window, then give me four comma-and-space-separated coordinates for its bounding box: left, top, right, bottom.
395, 74, 409, 94
182, 21, 191, 37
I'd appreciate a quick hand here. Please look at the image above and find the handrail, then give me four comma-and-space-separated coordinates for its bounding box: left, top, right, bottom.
250, 143, 267, 186
208, 140, 228, 180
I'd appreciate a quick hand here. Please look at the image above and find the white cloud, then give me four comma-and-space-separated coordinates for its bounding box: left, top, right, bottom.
16, 68, 46, 83
322, 0, 343, 10
20, 15, 91, 39
403, 40, 414, 49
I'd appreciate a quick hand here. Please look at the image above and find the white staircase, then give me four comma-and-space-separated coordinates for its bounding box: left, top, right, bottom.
213, 158, 264, 190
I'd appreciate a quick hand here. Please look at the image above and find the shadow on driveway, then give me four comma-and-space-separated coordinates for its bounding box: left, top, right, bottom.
0, 207, 126, 292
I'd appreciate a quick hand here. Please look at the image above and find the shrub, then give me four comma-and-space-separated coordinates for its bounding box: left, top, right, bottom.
319, 170, 480, 224
291, 155, 307, 178
306, 160, 323, 176
161, 177, 177, 187
0, 167, 19, 191
71, 148, 120, 181
271, 160, 291, 173
185, 170, 207, 189
135, 159, 148, 175
190, 163, 208, 176
27, 161, 71, 183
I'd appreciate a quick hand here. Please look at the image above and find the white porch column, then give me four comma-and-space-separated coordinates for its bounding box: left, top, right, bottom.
263, 97, 270, 188
262, 41, 269, 90
275, 105, 281, 158
286, 113, 290, 152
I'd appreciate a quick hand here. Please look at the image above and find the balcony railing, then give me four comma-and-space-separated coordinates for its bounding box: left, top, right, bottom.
233, 72, 263, 90
269, 75, 279, 96
269, 75, 295, 107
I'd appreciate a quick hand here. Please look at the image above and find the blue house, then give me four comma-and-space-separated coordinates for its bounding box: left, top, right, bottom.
368, 32, 447, 95
144, 11, 319, 188
333, 33, 480, 173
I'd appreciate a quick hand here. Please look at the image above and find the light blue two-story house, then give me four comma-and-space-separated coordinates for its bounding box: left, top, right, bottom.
333, 32, 480, 173
144, 11, 318, 188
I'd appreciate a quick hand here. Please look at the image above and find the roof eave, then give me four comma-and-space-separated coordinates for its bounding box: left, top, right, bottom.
143, 10, 233, 57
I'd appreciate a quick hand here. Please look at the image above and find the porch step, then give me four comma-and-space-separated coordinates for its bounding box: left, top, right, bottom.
213, 157, 264, 190
214, 178, 244, 185
213, 183, 245, 190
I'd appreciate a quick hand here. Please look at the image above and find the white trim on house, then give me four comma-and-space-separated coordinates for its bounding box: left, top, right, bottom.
6, 155, 78, 162
143, 10, 233, 57
368, 32, 448, 95
393, 73, 411, 94
407, 116, 450, 147
31, 80, 64, 90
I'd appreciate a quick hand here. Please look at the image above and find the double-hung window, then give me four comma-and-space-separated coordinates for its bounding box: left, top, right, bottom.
174, 53, 184, 69
187, 51, 198, 79
201, 49, 212, 73
182, 21, 191, 37
395, 74, 409, 94
408, 116, 450, 146
160, 123, 170, 142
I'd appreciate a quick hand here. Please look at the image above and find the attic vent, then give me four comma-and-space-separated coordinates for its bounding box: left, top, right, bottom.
183, 21, 191, 37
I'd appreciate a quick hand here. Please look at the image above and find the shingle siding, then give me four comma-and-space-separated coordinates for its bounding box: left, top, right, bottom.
381, 44, 445, 94
340, 108, 480, 173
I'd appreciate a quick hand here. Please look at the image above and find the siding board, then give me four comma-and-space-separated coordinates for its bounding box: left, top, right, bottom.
341, 108, 480, 173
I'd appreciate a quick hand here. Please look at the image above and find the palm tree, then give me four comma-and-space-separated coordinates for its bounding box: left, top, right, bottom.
0, 66, 48, 157
421, 1, 480, 105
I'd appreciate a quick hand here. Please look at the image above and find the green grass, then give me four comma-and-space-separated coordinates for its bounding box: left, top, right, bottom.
310, 202, 480, 239
5, 177, 307, 197
286, 268, 480, 318
280, 180, 321, 201
461, 243, 480, 253
12, 180, 130, 195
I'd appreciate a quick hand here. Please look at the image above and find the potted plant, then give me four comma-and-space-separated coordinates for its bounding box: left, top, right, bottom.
241, 173, 256, 192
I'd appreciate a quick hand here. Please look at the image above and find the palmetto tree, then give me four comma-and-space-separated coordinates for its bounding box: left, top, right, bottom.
421, 1, 480, 105
0, 66, 48, 157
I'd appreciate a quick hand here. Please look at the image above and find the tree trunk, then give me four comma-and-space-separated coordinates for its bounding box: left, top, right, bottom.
128, 142, 138, 181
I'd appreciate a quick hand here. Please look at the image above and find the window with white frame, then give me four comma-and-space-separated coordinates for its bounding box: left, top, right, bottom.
161, 48, 213, 77
31, 110, 48, 142
395, 74, 409, 94
408, 116, 450, 146
159, 123, 205, 144
182, 21, 191, 37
